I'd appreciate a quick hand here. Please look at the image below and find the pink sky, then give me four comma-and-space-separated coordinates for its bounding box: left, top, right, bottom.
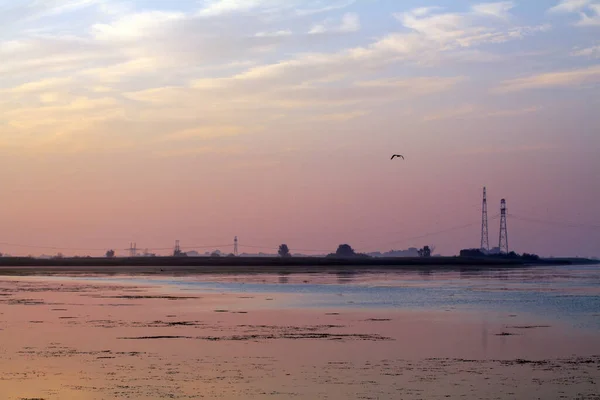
0, 1, 599, 257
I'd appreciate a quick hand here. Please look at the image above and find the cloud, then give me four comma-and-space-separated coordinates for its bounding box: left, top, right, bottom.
459, 144, 558, 156
393, 6, 545, 49
91, 11, 187, 41
309, 12, 360, 34
424, 105, 541, 121
484, 106, 542, 117
196, 0, 354, 18
311, 110, 369, 122
578, 4, 600, 25
255, 30, 292, 37
196, 0, 286, 16
0, 1, 558, 156
471, 2, 515, 19
572, 44, 600, 57
2, 77, 73, 94
158, 126, 249, 142
549, 0, 593, 13
548, 0, 600, 26
296, 1, 356, 16
154, 146, 246, 158
494, 65, 600, 92
423, 104, 477, 121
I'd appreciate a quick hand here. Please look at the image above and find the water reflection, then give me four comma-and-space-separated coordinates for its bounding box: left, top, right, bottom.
335, 271, 356, 284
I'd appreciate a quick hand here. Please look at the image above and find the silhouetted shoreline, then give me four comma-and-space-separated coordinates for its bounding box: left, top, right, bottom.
0, 256, 595, 276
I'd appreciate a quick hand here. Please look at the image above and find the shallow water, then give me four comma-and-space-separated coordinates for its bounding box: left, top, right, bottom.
38, 264, 600, 330
2, 265, 600, 399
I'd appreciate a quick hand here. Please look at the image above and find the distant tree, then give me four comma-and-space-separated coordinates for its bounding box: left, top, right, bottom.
227, 253, 236, 257
429, 245, 437, 256
210, 251, 221, 258
460, 248, 486, 257
54, 252, 64, 259
335, 244, 356, 258
278, 244, 291, 258
522, 253, 540, 261
106, 249, 115, 258
418, 246, 431, 258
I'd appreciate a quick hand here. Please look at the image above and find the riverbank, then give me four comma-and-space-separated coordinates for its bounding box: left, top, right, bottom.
0, 256, 595, 276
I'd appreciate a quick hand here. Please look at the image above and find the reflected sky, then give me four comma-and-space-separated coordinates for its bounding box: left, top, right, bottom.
31, 264, 600, 330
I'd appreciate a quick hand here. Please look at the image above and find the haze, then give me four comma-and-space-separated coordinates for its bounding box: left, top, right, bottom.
0, 0, 599, 257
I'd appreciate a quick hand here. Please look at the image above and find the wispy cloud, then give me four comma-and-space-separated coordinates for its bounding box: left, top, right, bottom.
549, 0, 600, 26
494, 65, 600, 92
255, 30, 292, 37
311, 110, 369, 122
2, 77, 73, 94
459, 143, 558, 156
309, 12, 360, 34
423, 104, 478, 121
549, 0, 593, 13
296, 1, 356, 16
471, 1, 515, 20
158, 126, 250, 142
0, 0, 569, 156
423, 105, 541, 121
572, 44, 600, 57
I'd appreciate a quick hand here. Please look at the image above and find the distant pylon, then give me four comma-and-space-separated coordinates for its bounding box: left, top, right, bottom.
234, 236, 238, 256
129, 242, 137, 257
499, 199, 509, 254
174, 240, 181, 256
480, 187, 489, 252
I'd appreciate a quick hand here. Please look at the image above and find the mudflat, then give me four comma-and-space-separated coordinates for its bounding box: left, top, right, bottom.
0, 275, 599, 400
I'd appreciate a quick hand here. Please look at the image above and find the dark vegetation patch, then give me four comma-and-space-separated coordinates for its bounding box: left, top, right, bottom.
236, 324, 344, 332
118, 336, 193, 340
87, 319, 205, 328
195, 333, 393, 341
88, 295, 199, 300
17, 348, 146, 358
506, 325, 551, 329
496, 332, 519, 336
366, 318, 391, 322
118, 333, 392, 341
3, 298, 45, 305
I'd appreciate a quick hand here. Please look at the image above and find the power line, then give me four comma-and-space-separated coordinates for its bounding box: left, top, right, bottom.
358, 221, 483, 251
508, 214, 600, 230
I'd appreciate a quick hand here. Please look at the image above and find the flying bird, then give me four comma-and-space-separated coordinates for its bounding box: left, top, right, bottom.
391, 154, 404, 160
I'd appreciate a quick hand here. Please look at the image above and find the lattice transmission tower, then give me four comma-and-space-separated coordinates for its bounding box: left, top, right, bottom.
499, 199, 509, 254
234, 236, 238, 256
174, 240, 182, 256
129, 242, 137, 257
480, 187, 489, 252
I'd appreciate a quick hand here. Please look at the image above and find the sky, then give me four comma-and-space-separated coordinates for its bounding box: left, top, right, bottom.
0, 0, 599, 257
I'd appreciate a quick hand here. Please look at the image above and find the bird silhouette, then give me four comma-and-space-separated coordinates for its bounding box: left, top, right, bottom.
391, 154, 405, 160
